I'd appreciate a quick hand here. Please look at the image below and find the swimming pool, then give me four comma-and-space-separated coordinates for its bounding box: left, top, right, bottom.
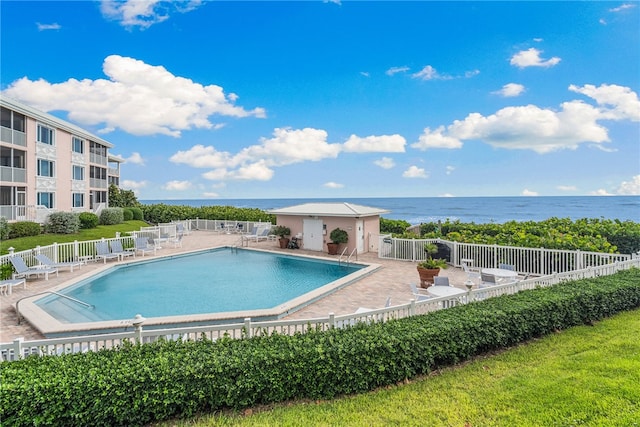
23, 247, 378, 337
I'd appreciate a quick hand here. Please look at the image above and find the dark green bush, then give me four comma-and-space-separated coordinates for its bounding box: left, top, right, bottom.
129, 207, 144, 221
122, 208, 134, 221
44, 211, 80, 234
140, 204, 274, 224
0, 216, 9, 240
8, 221, 41, 239
1, 269, 638, 426
99, 208, 124, 225
78, 212, 99, 229
380, 218, 411, 234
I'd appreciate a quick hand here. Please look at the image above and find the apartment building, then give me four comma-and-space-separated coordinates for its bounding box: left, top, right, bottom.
0, 96, 123, 223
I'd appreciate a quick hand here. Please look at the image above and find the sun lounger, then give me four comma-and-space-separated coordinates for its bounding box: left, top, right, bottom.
35, 254, 83, 272
110, 240, 135, 260
95, 241, 120, 264
0, 278, 26, 295
9, 256, 58, 281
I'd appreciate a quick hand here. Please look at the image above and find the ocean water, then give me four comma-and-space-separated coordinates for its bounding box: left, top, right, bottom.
141, 196, 639, 225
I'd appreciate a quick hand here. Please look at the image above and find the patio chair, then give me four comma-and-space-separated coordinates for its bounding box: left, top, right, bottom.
0, 278, 26, 295
355, 296, 392, 314
433, 276, 450, 286
9, 256, 58, 281
480, 272, 497, 287
95, 241, 120, 264
410, 283, 431, 301
35, 254, 83, 273
110, 240, 135, 260
132, 237, 157, 257
462, 261, 481, 281
167, 233, 183, 248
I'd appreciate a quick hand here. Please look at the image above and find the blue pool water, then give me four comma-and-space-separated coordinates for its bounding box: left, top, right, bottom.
35, 248, 364, 323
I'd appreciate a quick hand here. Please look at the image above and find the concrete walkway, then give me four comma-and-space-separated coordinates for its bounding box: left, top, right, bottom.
0, 231, 468, 342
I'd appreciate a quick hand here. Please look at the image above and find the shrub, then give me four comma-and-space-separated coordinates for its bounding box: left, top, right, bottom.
78, 212, 99, 229
8, 221, 41, 239
0, 217, 9, 240
99, 208, 124, 225
129, 207, 144, 221
3, 269, 637, 426
44, 212, 80, 234
329, 228, 348, 244
122, 208, 134, 221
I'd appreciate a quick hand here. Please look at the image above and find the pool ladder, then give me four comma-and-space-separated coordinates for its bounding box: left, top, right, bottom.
338, 247, 357, 266
16, 291, 94, 325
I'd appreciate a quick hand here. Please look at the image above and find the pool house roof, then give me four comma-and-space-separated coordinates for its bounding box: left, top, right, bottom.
268, 202, 389, 218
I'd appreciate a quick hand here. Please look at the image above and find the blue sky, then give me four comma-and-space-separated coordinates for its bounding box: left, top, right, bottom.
1, 1, 639, 200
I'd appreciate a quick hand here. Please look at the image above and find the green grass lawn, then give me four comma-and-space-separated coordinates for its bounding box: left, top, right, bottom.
156, 308, 640, 426
0, 220, 149, 254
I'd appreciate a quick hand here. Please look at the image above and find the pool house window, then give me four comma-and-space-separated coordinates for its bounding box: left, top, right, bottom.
37, 192, 54, 208
72, 165, 84, 181
72, 137, 84, 154
37, 159, 55, 177
37, 123, 55, 145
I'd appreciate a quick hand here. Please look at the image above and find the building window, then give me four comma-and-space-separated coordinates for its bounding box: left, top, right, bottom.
72, 137, 84, 154
37, 159, 55, 177
72, 193, 84, 208
1, 107, 25, 132
37, 124, 55, 145
72, 165, 84, 180
37, 192, 54, 208
90, 165, 107, 180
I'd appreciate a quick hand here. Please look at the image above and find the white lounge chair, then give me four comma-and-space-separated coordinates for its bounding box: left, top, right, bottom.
433, 276, 450, 286
0, 278, 26, 295
35, 254, 83, 272
110, 240, 135, 260
9, 256, 58, 281
132, 237, 157, 257
95, 241, 120, 264
242, 227, 271, 243
167, 233, 183, 248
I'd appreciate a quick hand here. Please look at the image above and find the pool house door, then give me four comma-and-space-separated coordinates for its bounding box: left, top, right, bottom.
303, 219, 324, 251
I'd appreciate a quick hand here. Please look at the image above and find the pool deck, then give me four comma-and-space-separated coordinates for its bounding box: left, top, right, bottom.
0, 231, 469, 343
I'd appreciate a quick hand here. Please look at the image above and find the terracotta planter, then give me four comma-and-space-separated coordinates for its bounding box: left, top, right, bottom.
327, 242, 339, 255
417, 266, 440, 288
279, 238, 290, 249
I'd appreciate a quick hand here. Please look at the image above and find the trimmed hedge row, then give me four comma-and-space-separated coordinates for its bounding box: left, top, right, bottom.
1, 269, 639, 426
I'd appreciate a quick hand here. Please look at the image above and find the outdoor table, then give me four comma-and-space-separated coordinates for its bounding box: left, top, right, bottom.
426, 285, 466, 308
482, 268, 519, 282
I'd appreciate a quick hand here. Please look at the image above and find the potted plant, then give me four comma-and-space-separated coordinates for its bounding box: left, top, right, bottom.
417, 243, 448, 288
327, 227, 348, 255
272, 225, 291, 249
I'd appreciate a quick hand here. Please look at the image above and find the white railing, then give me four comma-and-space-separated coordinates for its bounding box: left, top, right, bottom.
378, 237, 631, 276
2, 257, 638, 362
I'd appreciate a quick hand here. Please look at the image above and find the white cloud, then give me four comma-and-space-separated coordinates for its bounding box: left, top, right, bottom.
417, 84, 638, 154
412, 126, 463, 150
533, 38, 544, 43
228, 160, 274, 181
590, 189, 612, 196
599, 18, 607, 25
590, 144, 618, 153
412, 65, 450, 81
360, 71, 370, 77
493, 83, 525, 97
616, 175, 640, 195
386, 66, 410, 76
323, 182, 344, 189
100, 0, 202, 30
163, 180, 192, 191
124, 152, 145, 165
1, 55, 265, 137
510, 48, 561, 68
439, 193, 454, 197
446, 166, 455, 175
171, 145, 232, 168
569, 84, 640, 121
121, 180, 147, 190
374, 157, 395, 169
202, 192, 219, 198
609, 3, 636, 12
37, 23, 61, 31
342, 134, 406, 152
403, 166, 428, 178
521, 189, 538, 196
557, 185, 577, 191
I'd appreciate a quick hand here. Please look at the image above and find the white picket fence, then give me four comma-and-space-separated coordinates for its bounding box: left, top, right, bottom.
378, 236, 632, 275
2, 257, 638, 362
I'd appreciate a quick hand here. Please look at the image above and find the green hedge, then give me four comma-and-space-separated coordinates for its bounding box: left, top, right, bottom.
1, 269, 639, 426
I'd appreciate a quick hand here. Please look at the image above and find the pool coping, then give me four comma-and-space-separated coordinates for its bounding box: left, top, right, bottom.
17, 246, 381, 337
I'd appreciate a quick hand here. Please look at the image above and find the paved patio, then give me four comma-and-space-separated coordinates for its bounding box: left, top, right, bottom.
0, 231, 469, 342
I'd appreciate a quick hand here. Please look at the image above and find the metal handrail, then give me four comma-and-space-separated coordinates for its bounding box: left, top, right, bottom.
16, 291, 94, 325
